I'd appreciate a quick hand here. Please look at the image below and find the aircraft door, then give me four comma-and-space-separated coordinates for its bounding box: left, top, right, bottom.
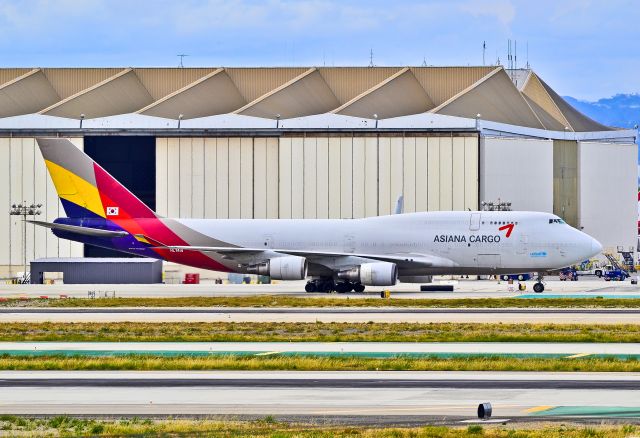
469, 213, 481, 231
263, 235, 274, 249
343, 234, 356, 254
517, 234, 528, 255
477, 254, 502, 270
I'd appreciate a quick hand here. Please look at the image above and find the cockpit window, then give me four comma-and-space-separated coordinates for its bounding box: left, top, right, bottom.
549, 218, 565, 224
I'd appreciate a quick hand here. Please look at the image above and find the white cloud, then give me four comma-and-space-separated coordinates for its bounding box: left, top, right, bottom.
459, 0, 515, 27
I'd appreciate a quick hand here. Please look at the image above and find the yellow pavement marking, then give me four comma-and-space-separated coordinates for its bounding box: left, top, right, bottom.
254, 351, 281, 356
524, 405, 554, 413
565, 353, 593, 359
316, 404, 523, 415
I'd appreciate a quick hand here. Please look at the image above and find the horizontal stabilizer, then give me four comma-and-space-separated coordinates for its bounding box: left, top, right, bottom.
133, 234, 167, 247
27, 220, 129, 238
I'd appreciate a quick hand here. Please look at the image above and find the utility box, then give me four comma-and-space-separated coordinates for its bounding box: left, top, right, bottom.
30, 258, 163, 284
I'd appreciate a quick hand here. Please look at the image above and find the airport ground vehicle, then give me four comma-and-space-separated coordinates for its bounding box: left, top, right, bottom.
559, 267, 578, 281
603, 269, 630, 281
31, 138, 603, 294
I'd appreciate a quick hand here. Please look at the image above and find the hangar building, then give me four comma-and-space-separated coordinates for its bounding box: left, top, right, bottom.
0, 66, 636, 277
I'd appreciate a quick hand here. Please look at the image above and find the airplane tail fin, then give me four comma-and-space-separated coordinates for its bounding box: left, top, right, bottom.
37, 138, 157, 220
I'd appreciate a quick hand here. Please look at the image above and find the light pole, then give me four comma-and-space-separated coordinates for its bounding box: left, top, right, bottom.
9, 202, 42, 282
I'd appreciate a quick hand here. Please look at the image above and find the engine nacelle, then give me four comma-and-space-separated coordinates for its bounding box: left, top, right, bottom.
338, 262, 398, 286
247, 256, 308, 280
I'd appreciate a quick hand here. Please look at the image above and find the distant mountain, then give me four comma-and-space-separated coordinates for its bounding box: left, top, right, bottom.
563, 94, 640, 129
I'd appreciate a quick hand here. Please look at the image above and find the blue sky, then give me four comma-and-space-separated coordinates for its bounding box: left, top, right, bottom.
1, 0, 639, 100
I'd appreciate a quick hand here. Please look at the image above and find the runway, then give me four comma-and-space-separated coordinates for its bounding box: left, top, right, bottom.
0, 371, 638, 418
2, 307, 640, 323
1, 341, 639, 359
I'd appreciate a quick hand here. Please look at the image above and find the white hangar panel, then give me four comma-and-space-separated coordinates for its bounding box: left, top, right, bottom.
315, 137, 330, 219
192, 137, 205, 219
0, 136, 84, 276
481, 137, 553, 213
179, 137, 193, 217
578, 141, 637, 253
154, 134, 479, 227
203, 138, 218, 218
303, 137, 317, 219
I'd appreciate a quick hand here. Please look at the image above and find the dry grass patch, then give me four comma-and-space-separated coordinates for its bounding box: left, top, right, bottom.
0, 416, 637, 437
0, 321, 638, 343
1, 355, 640, 372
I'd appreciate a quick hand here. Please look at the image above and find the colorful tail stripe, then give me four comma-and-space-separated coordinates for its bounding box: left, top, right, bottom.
37, 138, 231, 272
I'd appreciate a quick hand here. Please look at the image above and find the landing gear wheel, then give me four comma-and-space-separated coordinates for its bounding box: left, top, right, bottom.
321, 281, 334, 293
305, 282, 317, 293
335, 282, 352, 293
353, 283, 365, 293
533, 282, 544, 293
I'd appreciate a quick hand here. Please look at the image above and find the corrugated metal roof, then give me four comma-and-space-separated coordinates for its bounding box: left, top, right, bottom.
335, 68, 434, 119
0, 66, 612, 132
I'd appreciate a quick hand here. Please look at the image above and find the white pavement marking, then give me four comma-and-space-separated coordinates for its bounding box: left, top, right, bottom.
1, 342, 640, 356
2, 370, 640, 380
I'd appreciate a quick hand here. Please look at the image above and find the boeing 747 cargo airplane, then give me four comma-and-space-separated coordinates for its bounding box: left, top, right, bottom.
32, 138, 602, 293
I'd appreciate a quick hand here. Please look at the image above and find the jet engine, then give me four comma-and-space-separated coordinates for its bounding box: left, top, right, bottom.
247, 256, 308, 280
338, 262, 398, 286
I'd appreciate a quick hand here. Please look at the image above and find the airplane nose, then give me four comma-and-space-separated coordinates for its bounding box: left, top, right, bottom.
591, 238, 603, 256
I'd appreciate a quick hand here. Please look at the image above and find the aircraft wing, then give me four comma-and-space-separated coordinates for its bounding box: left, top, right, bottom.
157, 245, 457, 268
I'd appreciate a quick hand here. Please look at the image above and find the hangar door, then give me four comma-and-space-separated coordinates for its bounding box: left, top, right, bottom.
84, 136, 156, 257
155, 134, 478, 220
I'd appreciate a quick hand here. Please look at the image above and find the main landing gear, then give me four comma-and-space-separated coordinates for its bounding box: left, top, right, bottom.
533, 273, 545, 293
305, 278, 365, 293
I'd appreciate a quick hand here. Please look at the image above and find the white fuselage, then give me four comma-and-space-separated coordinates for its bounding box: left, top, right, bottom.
177, 211, 602, 276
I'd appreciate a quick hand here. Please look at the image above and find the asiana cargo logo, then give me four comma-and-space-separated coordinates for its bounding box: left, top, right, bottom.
433, 234, 501, 243
106, 206, 119, 216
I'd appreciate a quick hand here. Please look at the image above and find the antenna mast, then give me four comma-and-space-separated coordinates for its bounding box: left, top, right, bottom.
482, 41, 486, 66
177, 54, 188, 68
368, 49, 374, 67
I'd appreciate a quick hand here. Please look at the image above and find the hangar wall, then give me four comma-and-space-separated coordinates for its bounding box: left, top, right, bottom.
480, 137, 554, 212
155, 134, 479, 220
578, 141, 637, 253
0, 137, 84, 276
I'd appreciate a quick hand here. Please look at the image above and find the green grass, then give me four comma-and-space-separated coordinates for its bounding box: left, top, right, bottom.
2, 354, 640, 372
5, 295, 640, 308
0, 416, 636, 437
1, 321, 639, 342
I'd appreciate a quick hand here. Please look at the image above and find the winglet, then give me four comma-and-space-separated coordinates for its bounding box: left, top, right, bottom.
394, 195, 404, 215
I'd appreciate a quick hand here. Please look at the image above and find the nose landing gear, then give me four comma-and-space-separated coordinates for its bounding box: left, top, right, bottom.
533, 273, 545, 293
